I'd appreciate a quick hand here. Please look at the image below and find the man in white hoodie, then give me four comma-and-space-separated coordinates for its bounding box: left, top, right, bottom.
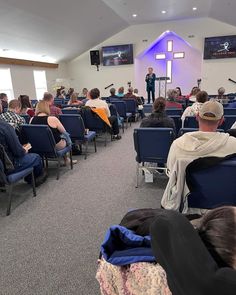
162, 101, 236, 213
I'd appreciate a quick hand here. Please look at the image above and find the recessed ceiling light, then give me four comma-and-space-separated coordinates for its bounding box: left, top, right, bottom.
162, 10, 167, 14
193, 7, 197, 11
2, 48, 10, 51
132, 14, 137, 17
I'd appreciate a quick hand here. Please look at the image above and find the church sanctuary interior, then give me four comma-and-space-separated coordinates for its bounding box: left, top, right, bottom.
0, 0, 236, 294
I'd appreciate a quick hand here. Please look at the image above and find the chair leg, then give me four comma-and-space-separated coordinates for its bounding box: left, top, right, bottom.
69, 151, 73, 170
126, 118, 128, 129
104, 132, 107, 147
136, 163, 139, 188
31, 171, 36, 197
94, 138, 97, 153
56, 158, 60, 180
122, 122, 124, 133
84, 141, 88, 160
6, 185, 13, 216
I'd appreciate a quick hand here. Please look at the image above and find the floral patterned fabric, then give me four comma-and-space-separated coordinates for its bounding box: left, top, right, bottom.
96, 258, 172, 295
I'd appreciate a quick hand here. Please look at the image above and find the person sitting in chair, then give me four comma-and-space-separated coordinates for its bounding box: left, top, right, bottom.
43, 92, 62, 117
0, 99, 25, 130
86, 88, 121, 140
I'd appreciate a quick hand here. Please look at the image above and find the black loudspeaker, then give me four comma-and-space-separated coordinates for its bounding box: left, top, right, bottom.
90, 50, 100, 65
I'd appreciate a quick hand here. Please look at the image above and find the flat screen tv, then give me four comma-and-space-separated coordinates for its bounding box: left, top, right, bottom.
102, 44, 133, 66
204, 35, 236, 60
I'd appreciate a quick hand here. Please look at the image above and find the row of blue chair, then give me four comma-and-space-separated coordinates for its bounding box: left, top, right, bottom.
133, 127, 236, 210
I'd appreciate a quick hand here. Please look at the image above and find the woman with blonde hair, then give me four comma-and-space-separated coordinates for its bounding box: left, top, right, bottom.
68, 93, 83, 107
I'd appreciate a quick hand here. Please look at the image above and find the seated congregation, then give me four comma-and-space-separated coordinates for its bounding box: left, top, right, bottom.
97, 86, 236, 295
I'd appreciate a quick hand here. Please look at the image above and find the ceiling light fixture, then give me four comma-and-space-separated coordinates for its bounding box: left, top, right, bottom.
132, 14, 137, 17
162, 10, 167, 14
193, 7, 197, 11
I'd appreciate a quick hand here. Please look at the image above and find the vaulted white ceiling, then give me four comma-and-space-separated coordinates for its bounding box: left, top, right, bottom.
0, 0, 235, 62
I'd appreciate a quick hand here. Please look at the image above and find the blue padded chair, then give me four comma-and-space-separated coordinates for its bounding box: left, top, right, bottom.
169, 115, 181, 135
124, 99, 137, 120
59, 114, 96, 159
21, 125, 73, 180
62, 108, 80, 114
166, 108, 182, 116
183, 116, 199, 128
133, 128, 175, 187
143, 104, 153, 114
223, 108, 236, 115
0, 159, 36, 216
222, 115, 236, 131
178, 128, 225, 137
20, 114, 30, 124
111, 101, 132, 129
54, 99, 64, 108
186, 158, 236, 210
30, 99, 38, 108
82, 108, 111, 146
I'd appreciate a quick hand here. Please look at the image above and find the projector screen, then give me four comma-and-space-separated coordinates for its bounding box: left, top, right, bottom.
204, 35, 236, 60
102, 44, 134, 66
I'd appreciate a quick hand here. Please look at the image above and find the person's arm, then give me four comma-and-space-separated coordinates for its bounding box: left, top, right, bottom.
5, 124, 25, 158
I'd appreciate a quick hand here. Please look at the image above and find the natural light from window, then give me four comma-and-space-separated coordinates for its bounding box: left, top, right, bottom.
34, 70, 48, 100
0, 68, 15, 100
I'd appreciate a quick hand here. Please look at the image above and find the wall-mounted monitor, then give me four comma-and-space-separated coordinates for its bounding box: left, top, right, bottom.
204, 35, 236, 60
102, 44, 133, 66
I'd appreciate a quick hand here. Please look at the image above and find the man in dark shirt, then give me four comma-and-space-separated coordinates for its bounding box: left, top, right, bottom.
0, 120, 44, 184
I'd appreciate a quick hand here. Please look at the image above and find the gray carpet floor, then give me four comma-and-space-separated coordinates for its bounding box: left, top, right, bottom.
0, 122, 167, 295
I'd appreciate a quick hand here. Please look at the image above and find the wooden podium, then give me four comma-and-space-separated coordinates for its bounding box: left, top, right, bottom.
156, 77, 170, 98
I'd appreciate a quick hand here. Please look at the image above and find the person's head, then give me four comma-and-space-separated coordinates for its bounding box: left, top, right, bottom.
128, 87, 133, 94
198, 206, 236, 269
110, 88, 116, 96
68, 88, 74, 96
8, 99, 21, 114
118, 87, 124, 94
134, 88, 139, 94
218, 87, 225, 96
167, 89, 178, 101
190, 87, 200, 96
35, 100, 50, 116
89, 88, 100, 100
197, 100, 224, 132
196, 91, 208, 103
18, 95, 31, 110
70, 93, 78, 103
148, 67, 153, 74
0, 93, 8, 102
43, 92, 54, 106
175, 87, 182, 96
82, 88, 88, 96
153, 97, 166, 113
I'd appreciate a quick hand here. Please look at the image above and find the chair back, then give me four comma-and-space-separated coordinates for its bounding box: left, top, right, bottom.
223, 108, 236, 115
82, 108, 106, 132
62, 108, 80, 114
143, 104, 153, 114
109, 104, 118, 117
166, 108, 182, 116
54, 99, 64, 107
20, 114, 30, 124
21, 125, 57, 157
59, 114, 85, 141
222, 115, 236, 131
30, 99, 38, 108
111, 101, 127, 118
183, 116, 199, 128
124, 99, 137, 114
187, 158, 236, 209
134, 128, 174, 164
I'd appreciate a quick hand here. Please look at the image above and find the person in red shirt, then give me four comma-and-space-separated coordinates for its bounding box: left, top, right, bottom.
18, 95, 35, 117
43, 92, 62, 117
166, 89, 183, 109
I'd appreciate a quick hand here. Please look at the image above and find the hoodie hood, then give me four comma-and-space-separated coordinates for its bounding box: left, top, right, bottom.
176, 131, 230, 154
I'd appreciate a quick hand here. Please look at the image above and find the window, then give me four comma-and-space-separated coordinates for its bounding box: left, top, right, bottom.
34, 70, 48, 99
0, 68, 14, 100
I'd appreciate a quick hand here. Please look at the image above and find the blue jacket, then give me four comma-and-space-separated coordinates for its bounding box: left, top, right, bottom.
100, 225, 155, 266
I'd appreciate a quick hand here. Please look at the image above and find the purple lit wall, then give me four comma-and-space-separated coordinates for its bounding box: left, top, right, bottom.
135, 31, 202, 97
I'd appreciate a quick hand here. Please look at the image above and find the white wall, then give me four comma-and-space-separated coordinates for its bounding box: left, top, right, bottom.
68, 17, 236, 96
0, 62, 68, 99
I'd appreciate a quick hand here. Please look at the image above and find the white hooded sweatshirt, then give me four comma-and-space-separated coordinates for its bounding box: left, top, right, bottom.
162, 131, 236, 213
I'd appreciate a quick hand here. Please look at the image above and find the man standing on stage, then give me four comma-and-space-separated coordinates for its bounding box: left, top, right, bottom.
145, 67, 156, 104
